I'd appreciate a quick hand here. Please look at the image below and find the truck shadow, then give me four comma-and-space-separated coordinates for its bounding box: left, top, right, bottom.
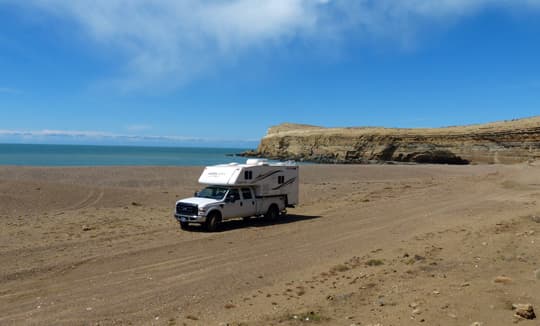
182, 214, 321, 233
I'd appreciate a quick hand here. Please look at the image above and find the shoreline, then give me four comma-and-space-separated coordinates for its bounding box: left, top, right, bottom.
239, 151, 471, 165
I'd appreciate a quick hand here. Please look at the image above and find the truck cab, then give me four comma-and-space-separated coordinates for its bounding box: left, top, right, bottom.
175, 185, 286, 231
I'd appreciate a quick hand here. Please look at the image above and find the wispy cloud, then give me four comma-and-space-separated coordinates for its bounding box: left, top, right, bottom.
0, 129, 258, 146
4, 0, 540, 90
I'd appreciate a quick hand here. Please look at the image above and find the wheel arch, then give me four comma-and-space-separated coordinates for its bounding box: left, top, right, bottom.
206, 208, 222, 220
269, 202, 279, 211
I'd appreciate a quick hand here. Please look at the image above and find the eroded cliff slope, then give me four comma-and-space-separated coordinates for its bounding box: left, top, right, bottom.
248, 117, 540, 164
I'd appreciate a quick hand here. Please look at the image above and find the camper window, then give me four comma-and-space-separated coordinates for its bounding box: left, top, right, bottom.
244, 171, 253, 180
241, 188, 252, 200
278, 176, 285, 184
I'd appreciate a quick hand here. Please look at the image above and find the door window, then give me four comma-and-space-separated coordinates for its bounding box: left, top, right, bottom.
241, 188, 253, 200
227, 189, 240, 201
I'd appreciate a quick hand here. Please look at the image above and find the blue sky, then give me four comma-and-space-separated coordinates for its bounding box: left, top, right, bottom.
0, 0, 539, 148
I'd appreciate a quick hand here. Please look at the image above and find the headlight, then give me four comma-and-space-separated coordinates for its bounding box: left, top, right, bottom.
198, 207, 206, 213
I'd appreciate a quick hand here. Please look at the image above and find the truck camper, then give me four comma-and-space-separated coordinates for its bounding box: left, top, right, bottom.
174, 159, 299, 231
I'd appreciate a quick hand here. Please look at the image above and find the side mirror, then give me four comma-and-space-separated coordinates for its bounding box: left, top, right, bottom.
225, 195, 236, 203
194, 191, 199, 197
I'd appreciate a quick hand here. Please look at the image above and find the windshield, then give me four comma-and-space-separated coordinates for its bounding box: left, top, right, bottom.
196, 186, 229, 200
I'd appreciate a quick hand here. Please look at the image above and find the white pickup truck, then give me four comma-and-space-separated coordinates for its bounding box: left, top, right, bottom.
174, 159, 299, 231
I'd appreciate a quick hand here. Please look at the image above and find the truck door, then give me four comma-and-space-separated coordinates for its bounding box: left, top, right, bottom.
222, 188, 243, 219
240, 187, 257, 217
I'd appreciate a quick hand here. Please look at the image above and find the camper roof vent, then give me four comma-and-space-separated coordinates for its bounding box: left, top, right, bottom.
246, 159, 268, 166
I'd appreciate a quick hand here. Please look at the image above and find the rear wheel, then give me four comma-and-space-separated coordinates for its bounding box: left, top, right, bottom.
205, 212, 221, 232
264, 204, 279, 221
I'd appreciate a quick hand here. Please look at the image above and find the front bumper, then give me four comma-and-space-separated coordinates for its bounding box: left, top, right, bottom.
174, 213, 207, 224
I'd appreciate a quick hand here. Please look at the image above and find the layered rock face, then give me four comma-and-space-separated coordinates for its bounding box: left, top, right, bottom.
248, 117, 540, 164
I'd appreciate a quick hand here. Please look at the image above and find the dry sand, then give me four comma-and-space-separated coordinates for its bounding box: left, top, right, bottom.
1, 164, 539, 325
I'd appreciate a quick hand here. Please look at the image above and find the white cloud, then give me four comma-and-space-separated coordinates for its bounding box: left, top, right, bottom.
8, 0, 323, 90
0, 128, 258, 146
4, 0, 540, 90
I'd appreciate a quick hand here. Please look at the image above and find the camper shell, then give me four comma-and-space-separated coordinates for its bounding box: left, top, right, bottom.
198, 159, 299, 206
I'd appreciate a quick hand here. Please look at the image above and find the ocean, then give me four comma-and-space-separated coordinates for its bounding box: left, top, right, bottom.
0, 143, 252, 166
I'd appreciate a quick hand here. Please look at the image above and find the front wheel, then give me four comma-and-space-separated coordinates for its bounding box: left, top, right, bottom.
205, 212, 221, 232
180, 221, 189, 230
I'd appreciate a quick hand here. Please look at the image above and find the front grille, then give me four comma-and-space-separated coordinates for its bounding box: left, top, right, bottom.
176, 203, 198, 215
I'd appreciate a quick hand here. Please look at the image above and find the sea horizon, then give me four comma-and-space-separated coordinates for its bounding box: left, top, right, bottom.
0, 143, 253, 167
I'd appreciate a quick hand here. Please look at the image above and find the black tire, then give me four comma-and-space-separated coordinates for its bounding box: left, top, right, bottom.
205, 212, 221, 232
264, 204, 279, 221
180, 222, 189, 230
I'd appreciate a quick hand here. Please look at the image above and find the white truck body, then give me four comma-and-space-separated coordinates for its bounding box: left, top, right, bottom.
174, 159, 299, 230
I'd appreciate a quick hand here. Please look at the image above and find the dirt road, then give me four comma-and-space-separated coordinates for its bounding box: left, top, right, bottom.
1, 164, 539, 325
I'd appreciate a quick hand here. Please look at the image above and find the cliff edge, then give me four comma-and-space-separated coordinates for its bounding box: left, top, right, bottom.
246, 116, 540, 164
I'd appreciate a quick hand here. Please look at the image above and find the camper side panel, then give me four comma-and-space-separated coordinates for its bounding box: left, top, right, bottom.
251, 166, 299, 205
284, 167, 299, 205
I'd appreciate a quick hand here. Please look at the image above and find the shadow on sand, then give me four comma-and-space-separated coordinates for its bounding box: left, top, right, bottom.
181, 214, 321, 233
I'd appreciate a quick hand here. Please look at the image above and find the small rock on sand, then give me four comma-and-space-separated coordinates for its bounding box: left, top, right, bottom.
493, 276, 512, 284
82, 225, 92, 231
409, 302, 419, 309
512, 303, 536, 320
470, 322, 483, 326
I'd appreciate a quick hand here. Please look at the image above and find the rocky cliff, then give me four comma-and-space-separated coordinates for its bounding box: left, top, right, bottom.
245, 117, 540, 164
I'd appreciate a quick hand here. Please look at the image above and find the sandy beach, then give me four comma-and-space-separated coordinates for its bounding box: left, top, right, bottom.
1, 164, 539, 325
